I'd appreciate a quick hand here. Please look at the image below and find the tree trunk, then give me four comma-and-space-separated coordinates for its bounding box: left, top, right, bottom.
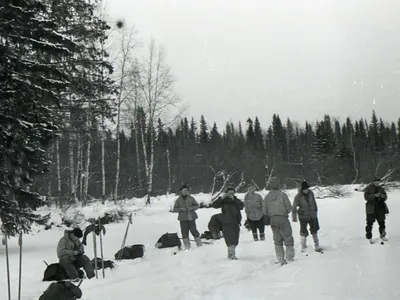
349, 126, 359, 184
83, 115, 91, 205
75, 135, 83, 201
146, 124, 155, 204
166, 148, 172, 195
68, 118, 76, 202
101, 115, 106, 204
55, 138, 61, 197
114, 103, 121, 202
47, 143, 53, 198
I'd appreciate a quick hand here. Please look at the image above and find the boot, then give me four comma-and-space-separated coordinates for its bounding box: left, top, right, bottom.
260, 233, 265, 241
252, 233, 259, 241
286, 245, 295, 261
300, 235, 307, 251
227, 246, 237, 260
275, 245, 286, 265
380, 230, 388, 241
312, 233, 322, 251
183, 238, 191, 250
194, 236, 203, 247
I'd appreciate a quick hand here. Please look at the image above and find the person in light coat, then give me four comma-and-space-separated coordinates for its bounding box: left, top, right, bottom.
244, 184, 266, 241
292, 181, 322, 252
263, 177, 295, 265
172, 184, 202, 250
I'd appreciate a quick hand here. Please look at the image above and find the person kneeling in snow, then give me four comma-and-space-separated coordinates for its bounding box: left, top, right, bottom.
292, 181, 322, 252
211, 187, 244, 260
263, 177, 295, 265
57, 228, 95, 281
208, 213, 224, 239
172, 184, 202, 250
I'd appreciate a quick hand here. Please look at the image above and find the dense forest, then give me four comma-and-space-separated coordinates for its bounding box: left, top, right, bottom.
35, 110, 400, 203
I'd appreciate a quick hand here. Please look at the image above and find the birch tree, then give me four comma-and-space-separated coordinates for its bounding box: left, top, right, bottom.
137, 39, 184, 204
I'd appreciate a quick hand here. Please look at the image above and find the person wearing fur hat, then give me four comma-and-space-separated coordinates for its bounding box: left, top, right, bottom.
172, 184, 202, 249
292, 181, 322, 252
57, 227, 95, 281
363, 177, 389, 242
244, 184, 266, 241
263, 177, 295, 265
211, 187, 244, 260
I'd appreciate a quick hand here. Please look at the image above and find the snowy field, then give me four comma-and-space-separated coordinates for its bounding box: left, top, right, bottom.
1, 185, 400, 300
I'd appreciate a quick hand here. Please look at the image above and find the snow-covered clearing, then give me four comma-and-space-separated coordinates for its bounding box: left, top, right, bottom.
1, 185, 400, 300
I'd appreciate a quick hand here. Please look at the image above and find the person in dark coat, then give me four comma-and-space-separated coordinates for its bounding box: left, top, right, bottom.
292, 181, 322, 252
208, 213, 224, 239
172, 184, 202, 249
39, 281, 82, 300
363, 177, 388, 241
210, 187, 244, 260
57, 228, 95, 281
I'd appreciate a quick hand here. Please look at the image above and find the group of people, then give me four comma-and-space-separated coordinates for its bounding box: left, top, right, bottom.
172, 177, 389, 264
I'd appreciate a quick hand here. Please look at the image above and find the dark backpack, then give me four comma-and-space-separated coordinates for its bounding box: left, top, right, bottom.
43, 263, 84, 281
155, 232, 182, 249
39, 281, 82, 300
91, 258, 115, 269
200, 231, 213, 240
114, 244, 144, 260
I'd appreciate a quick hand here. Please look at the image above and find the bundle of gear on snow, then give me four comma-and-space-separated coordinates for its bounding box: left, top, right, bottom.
91, 257, 115, 270
42, 263, 84, 281
155, 232, 182, 249
39, 281, 82, 300
114, 244, 144, 260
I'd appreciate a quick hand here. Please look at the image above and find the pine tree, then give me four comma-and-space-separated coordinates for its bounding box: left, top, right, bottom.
0, 0, 78, 235
199, 115, 209, 144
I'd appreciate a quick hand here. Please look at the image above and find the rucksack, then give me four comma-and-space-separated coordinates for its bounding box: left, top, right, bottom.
114, 244, 145, 260
39, 281, 82, 300
155, 232, 182, 249
200, 231, 213, 240
91, 257, 115, 269
43, 263, 84, 281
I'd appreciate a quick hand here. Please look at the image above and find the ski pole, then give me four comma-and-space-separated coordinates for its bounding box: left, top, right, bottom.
117, 213, 132, 261
98, 218, 105, 278
92, 232, 98, 279
18, 232, 23, 300
4, 233, 11, 300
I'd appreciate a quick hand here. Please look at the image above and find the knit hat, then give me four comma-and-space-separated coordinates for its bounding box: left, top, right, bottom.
301, 181, 310, 190
72, 228, 83, 238
373, 177, 381, 182
179, 184, 189, 191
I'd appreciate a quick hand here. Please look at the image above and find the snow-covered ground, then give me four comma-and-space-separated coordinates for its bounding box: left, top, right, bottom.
1, 185, 400, 300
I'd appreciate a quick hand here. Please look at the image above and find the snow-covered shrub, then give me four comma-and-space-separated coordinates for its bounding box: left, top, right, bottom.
313, 184, 352, 199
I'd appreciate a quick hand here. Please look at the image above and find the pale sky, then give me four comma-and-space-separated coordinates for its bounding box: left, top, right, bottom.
107, 0, 400, 130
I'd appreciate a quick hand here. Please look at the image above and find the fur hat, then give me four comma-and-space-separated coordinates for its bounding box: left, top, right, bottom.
226, 186, 235, 192
72, 228, 83, 238
268, 177, 281, 190
179, 184, 189, 191
373, 177, 381, 182
301, 181, 310, 190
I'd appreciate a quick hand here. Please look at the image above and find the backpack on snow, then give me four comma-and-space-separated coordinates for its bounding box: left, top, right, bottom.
155, 232, 182, 249
114, 244, 145, 260
91, 257, 115, 269
200, 231, 213, 240
39, 281, 82, 300
43, 263, 84, 281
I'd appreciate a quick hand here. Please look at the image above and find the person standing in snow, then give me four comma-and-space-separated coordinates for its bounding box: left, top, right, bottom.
263, 177, 295, 265
210, 187, 244, 260
244, 184, 266, 241
292, 181, 322, 252
208, 213, 224, 239
363, 177, 389, 242
172, 184, 202, 249
57, 228, 95, 281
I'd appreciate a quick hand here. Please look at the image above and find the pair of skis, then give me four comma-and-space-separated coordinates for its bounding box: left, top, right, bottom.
4, 231, 23, 300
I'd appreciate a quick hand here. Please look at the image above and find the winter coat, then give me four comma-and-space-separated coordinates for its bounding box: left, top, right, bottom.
57, 230, 84, 261
208, 213, 224, 232
263, 190, 292, 218
172, 195, 199, 221
363, 184, 388, 215
292, 189, 318, 221
211, 196, 244, 224
244, 192, 264, 221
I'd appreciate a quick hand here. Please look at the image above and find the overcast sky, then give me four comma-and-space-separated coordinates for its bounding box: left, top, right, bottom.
106, 0, 400, 130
